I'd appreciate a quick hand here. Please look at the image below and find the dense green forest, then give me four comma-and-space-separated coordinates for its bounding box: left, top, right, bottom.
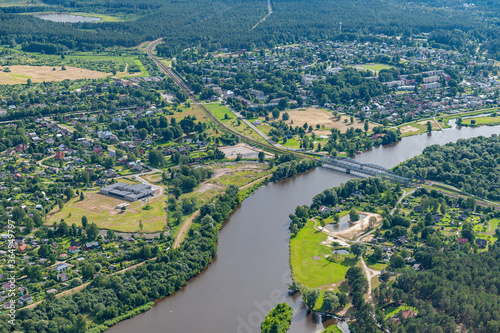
384, 244, 500, 333
394, 135, 500, 200
2, 0, 500, 56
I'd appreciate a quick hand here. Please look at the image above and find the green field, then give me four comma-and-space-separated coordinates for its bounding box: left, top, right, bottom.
46, 191, 167, 233
357, 64, 393, 72
461, 115, 500, 127
205, 103, 233, 120
290, 221, 358, 289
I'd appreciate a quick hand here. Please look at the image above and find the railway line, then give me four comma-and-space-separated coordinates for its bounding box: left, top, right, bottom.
146, 39, 312, 159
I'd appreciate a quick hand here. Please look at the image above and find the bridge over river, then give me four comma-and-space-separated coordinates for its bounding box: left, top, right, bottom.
320, 156, 412, 185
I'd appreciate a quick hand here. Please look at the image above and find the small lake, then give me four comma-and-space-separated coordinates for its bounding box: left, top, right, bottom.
326, 213, 367, 232
33, 13, 101, 23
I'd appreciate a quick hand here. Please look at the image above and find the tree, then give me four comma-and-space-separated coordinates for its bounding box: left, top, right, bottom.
321, 290, 339, 313
370, 246, 383, 262
64, 187, 74, 200
303, 288, 320, 309
426, 121, 432, 133
351, 243, 366, 258
364, 120, 369, 132
368, 216, 377, 229
258, 151, 265, 162
390, 254, 405, 268
81, 262, 95, 280
349, 208, 360, 222
80, 192, 85, 201
86, 222, 99, 240
81, 216, 88, 228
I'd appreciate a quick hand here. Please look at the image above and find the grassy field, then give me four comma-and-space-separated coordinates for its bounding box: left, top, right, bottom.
205, 103, 233, 120
0, 65, 108, 84
290, 221, 358, 289
461, 115, 500, 127
46, 192, 167, 232
355, 64, 393, 72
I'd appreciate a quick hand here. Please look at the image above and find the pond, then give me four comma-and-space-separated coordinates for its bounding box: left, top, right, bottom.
33, 13, 101, 23
326, 213, 367, 232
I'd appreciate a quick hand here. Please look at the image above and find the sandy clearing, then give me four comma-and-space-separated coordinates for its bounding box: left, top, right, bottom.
417, 119, 441, 129
282, 107, 376, 134
400, 125, 420, 133
0, 65, 108, 84
324, 212, 382, 240
218, 142, 273, 160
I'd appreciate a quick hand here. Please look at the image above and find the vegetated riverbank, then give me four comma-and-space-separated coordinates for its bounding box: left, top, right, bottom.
287, 178, 402, 332
105, 121, 500, 333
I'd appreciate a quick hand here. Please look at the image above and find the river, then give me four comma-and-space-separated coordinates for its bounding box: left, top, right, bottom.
107, 121, 500, 333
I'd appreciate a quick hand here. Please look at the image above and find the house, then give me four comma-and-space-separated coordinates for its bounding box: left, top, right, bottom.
2, 282, 14, 290
475, 238, 487, 248
70, 241, 81, 247
84, 241, 100, 250
68, 246, 79, 254
319, 205, 333, 213
55, 151, 65, 160
401, 309, 416, 320
412, 264, 423, 271
108, 264, 117, 271
16, 243, 27, 252
59, 253, 68, 259
55, 263, 69, 273
57, 273, 68, 282
17, 294, 32, 306
46, 288, 58, 294
395, 236, 408, 247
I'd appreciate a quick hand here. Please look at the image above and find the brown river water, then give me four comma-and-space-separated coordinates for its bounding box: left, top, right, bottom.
107, 120, 499, 333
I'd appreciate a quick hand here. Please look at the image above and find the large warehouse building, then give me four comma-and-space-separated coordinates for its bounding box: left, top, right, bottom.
99, 182, 155, 201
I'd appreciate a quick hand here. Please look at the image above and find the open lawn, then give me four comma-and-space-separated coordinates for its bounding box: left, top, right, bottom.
355, 64, 393, 72
46, 192, 167, 233
290, 222, 358, 290
0, 65, 108, 84
283, 108, 376, 134
205, 103, 233, 120
462, 116, 500, 127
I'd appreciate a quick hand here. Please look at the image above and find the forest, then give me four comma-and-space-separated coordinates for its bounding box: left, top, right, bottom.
2, 0, 500, 57
394, 135, 500, 200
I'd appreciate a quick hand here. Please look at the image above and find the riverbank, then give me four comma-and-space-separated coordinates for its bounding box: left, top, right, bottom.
105, 120, 500, 333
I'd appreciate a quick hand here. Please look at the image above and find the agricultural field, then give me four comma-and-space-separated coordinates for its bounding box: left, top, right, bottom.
46, 191, 167, 233
283, 107, 376, 135
0, 65, 108, 84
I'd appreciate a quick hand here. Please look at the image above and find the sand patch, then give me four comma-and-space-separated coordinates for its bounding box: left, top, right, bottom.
282, 107, 376, 135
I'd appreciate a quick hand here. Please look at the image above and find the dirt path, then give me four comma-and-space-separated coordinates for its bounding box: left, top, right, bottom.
360, 256, 380, 303
240, 175, 268, 191
173, 210, 200, 249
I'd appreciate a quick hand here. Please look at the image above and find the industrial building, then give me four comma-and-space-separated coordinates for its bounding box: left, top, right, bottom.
99, 182, 155, 201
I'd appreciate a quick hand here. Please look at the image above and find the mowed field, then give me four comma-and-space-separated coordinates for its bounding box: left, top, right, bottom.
0, 65, 108, 84
283, 107, 376, 134
46, 192, 167, 233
